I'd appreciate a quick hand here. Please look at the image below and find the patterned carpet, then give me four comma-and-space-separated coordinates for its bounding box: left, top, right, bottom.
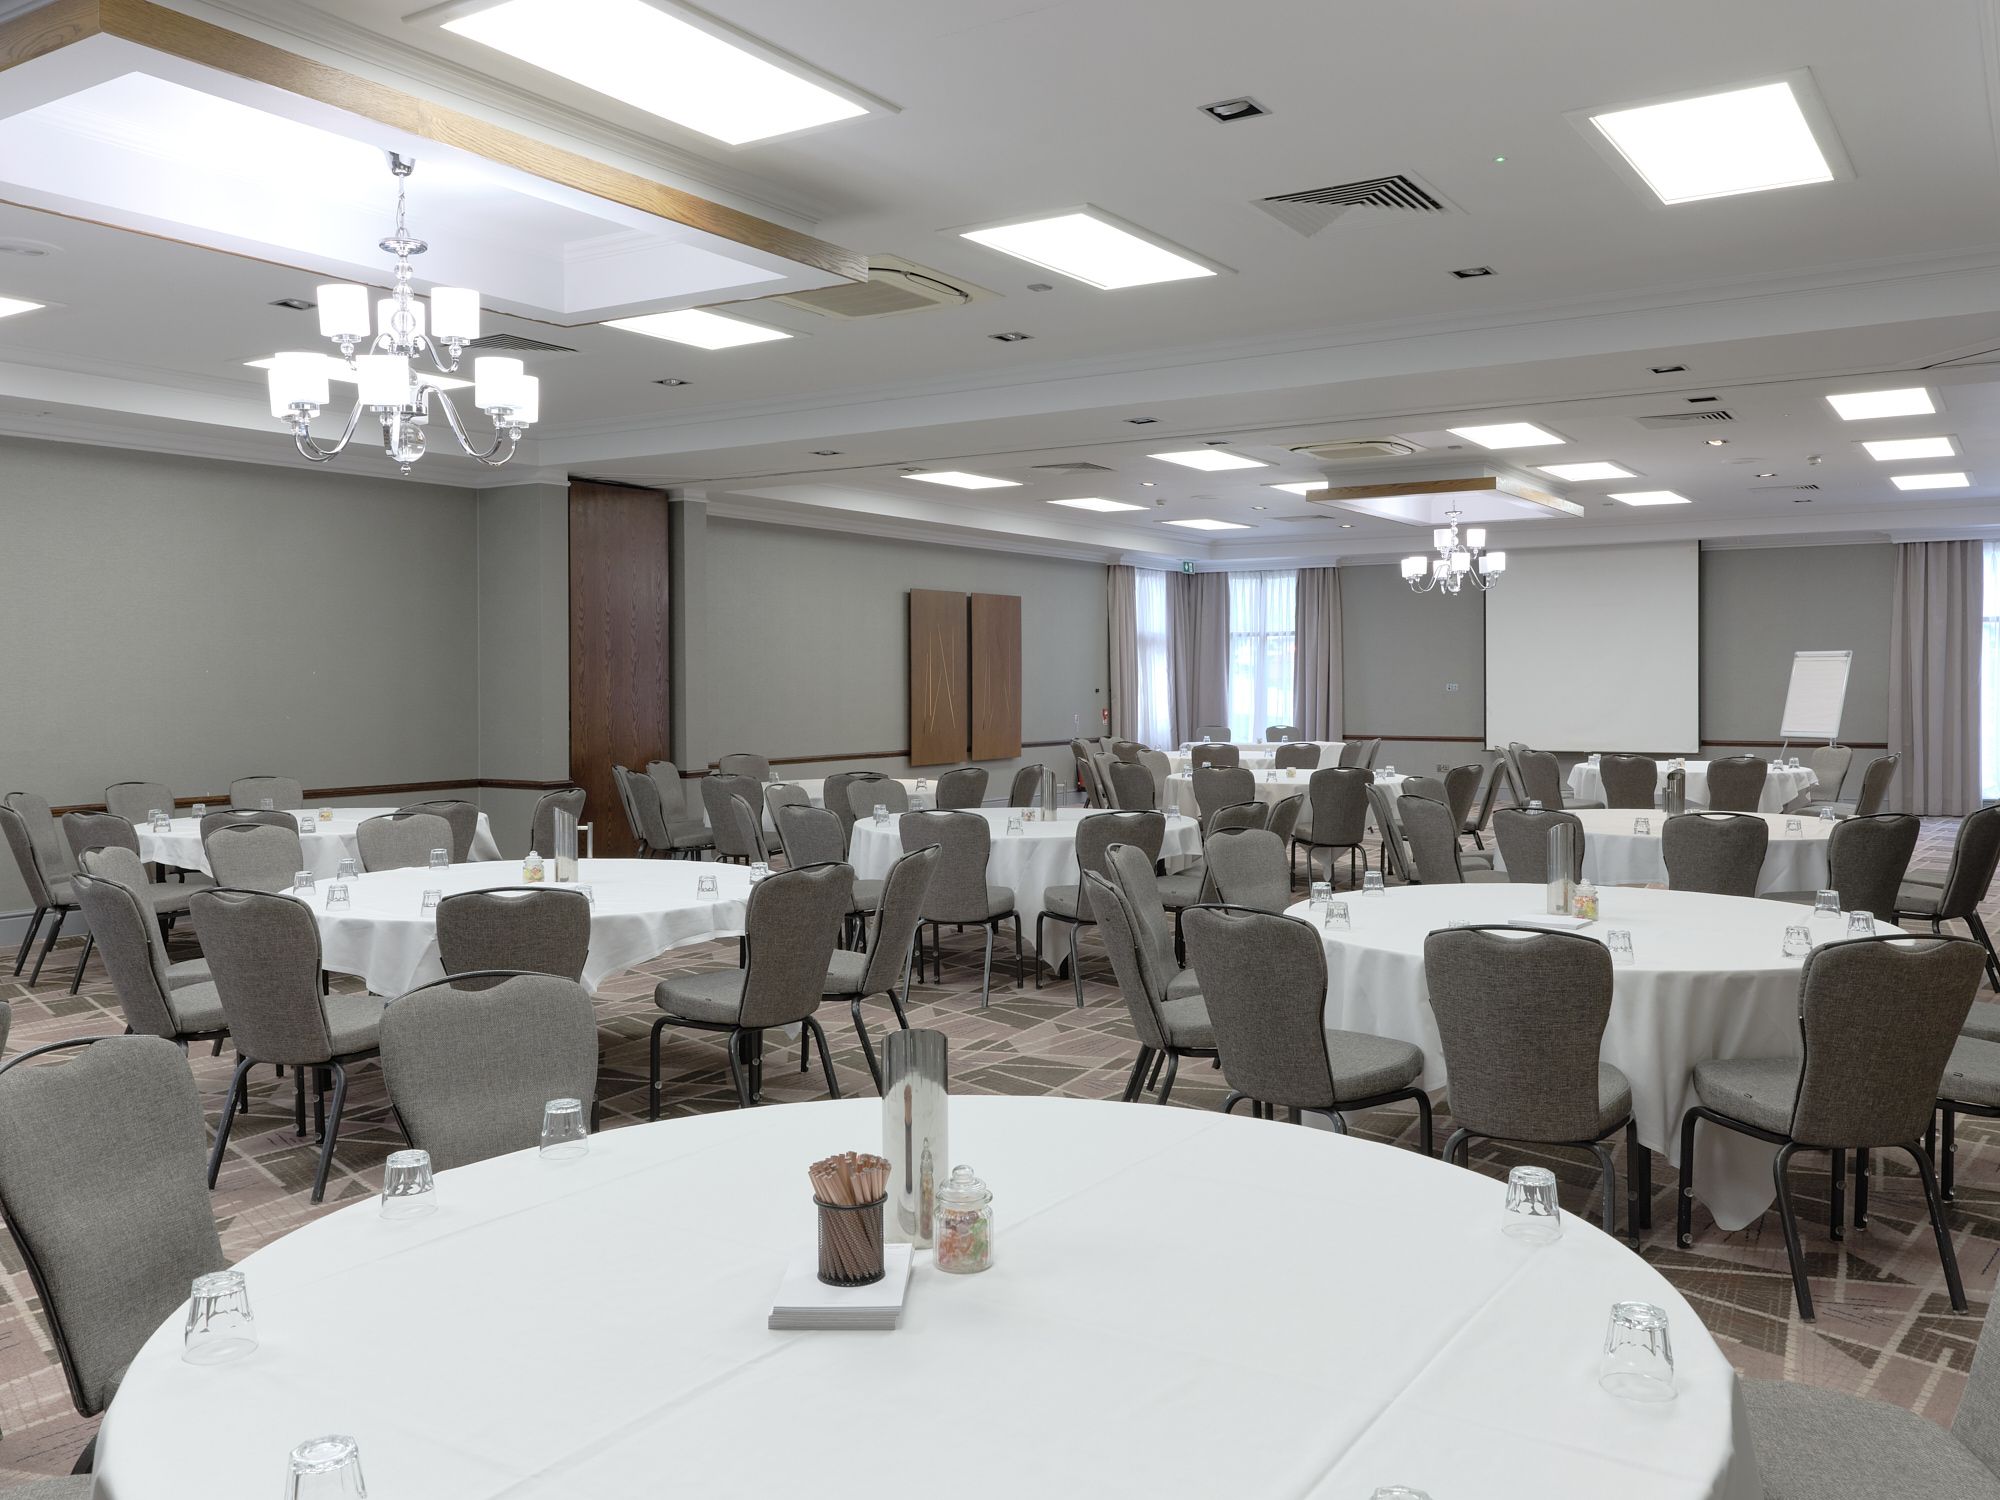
0, 816, 1994, 1480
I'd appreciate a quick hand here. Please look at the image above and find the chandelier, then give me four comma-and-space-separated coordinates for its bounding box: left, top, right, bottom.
1400, 510, 1506, 594
263, 155, 539, 474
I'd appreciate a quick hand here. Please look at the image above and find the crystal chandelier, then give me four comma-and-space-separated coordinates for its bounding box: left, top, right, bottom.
263, 155, 539, 474
1400, 510, 1506, 594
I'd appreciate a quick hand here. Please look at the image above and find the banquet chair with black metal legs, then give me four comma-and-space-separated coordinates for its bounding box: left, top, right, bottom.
435, 887, 591, 982
776, 805, 879, 944
1107, 760, 1157, 810
396, 799, 481, 862
1462, 760, 1504, 849
1191, 765, 1254, 824
1806, 745, 1854, 808
63, 812, 209, 928
1110, 739, 1144, 763
1005, 765, 1043, 808
936, 767, 988, 809
1703, 755, 1770, 813
1263, 723, 1299, 743
717, 751, 772, 782
1400, 796, 1502, 885
1597, 755, 1659, 810
202, 821, 305, 893
611, 764, 648, 853
1424, 925, 1643, 1242
1084, 853, 1214, 1105
1491, 807, 1585, 885
1661, 813, 1768, 897
899, 811, 1021, 1007
1272, 742, 1319, 771
71, 864, 226, 1052
356, 811, 455, 873
1199, 829, 1294, 913
1185, 903, 1432, 1150
380, 971, 599, 1170
528, 786, 588, 858
1828, 752, 1899, 818
1678, 934, 1981, 1320
1518, 749, 1600, 810
1193, 722, 1231, 743
103, 779, 174, 826
2, 795, 87, 991
1766, 812, 1919, 921
703, 774, 769, 864
228, 775, 304, 810
1189, 743, 1240, 771
1295, 766, 1370, 888
822, 846, 939, 1092
0, 1034, 227, 1475
633, 769, 713, 860
1898, 804, 2000, 994
1265, 792, 1304, 850
194, 887, 388, 1204
846, 778, 911, 823
764, 784, 811, 845
1036, 811, 1164, 1005
650, 863, 852, 1115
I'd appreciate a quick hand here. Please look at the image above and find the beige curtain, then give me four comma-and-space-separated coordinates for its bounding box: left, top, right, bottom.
1167, 570, 1230, 743
1295, 565, 1342, 741
1107, 565, 1139, 739
1889, 539, 1982, 815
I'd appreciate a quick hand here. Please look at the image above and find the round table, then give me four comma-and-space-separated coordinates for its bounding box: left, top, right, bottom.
1295, 882, 1893, 1231
90, 1096, 1757, 1499
1166, 740, 1340, 774
1164, 766, 1317, 819
136, 807, 502, 879
301, 857, 751, 996
1490, 809, 1832, 894
845, 806, 1201, 968
1567, 760, 1817, 814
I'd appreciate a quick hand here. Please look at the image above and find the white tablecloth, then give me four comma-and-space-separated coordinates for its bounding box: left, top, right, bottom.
301, 857, 750, 996
135, 807, 501, 879
1567, 760, 1817, 814
760, 777, 929, 835
1166, 741, 1341, 774
92, 1096, 1756, 1500
846, 806, 1201, 968
1298, 882, 1892, 1231
1164, 766, 1318, 818
1491, 809, 1832, 894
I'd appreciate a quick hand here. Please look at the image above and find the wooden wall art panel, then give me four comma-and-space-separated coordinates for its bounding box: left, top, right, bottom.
908, 589, 969, 766
969, 593, 1022, 759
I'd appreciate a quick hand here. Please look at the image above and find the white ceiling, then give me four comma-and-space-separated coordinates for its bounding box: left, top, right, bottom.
2, 0, 1999, 561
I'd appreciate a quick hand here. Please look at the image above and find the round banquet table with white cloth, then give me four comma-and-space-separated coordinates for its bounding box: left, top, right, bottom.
1165, 740, 1340, 774
1567, 759, 1817, 813
1297, 882, 1895, 1232
1164, 765, 1318, 818
1490, 808, 1832, 894
90, 1096, 1758, 1500
134, 806, 501, 879
759, 777, 927, 835
301, 857, 750, 996
845, 806, 1201, 969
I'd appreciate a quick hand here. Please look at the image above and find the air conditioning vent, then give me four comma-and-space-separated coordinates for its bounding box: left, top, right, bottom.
1256, 174, 1450, 237
1032, 461, 1116, 474
1751, 483, 1820, 492
1275, 513, 1342, 522
1634, 410, 1734, 428
774, 256, 993, 319
1291, 438, 1422, 461
467, 333, 577, 353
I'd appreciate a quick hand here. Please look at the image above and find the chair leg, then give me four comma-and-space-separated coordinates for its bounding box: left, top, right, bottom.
852, 996, 883, 1095
1013, 915, 1023, 989
1443, 1126, 1471, 1168
28, 906, 65, 985
1633, 1120, 1652, 1230
1907, 1141, 1967, 1313
12, 906, 45, 976
977, 924, 994, 1009
293, 1065, 307, 1137
1830, 1147, 1846, 1241
1942, 1105, 1958, 1201
804, 1016, 840, 1100
725, 1029, 753, 1109
1071, 923, 1088, 1009
1221, 1090, 1251, 1115
206, 1056, 253, 1188
67, 932, 94, 995
1968, 913, 2000, 992
309, 1063, 349, 1205
1590, 1140, 1620, 1238
1676, 1109, 1699, 1248
1412, 1088, 1434, 1157
1853, 1147, 1869, 1228
1121, 1047, 1154, 1102
1156, 1051, 1181, 1105
1770, 1141, 1815, 1321
1032, 914, 1046, 988
648, 1017, 671, 1121
1146, 1050, 1167, 1093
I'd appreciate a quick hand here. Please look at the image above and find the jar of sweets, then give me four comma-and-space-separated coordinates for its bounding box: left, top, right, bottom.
933, 1165, 993, 1275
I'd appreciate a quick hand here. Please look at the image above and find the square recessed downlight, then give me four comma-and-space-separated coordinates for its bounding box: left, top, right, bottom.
1538, 461, 1635, 481
0, 295, 42, 319
1049, 497, 1146, 512
905, 471, 1019, 490
603, 309, 791, 349
1164, 517, 1251, 530
1447, 422, 1566, 450
959, 209, 1218, 290
243, 355, 470, 392
441, 0, 872, 145
1862, 436, 1956, 461
1891, 471, 1971, 491
1150, 449, 1267, 471
1267, 481, 1327, 495
1607, 490, 1692, 507
1586, 78, 1836, 204
1826, 387, 1934, 421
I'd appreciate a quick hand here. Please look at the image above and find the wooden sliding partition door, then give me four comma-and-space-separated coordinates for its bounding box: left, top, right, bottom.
970, 592, 1022, 759
909, 588, 970, 766
569, 481, 670, 855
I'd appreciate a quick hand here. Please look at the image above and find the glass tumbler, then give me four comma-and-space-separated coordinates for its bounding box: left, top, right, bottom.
1846, 911, 1876, 938
540, 1097, 588, 1160
1370, 1488, 1434, 1499
428, 847, 449, 870
1309, 880, 1331, 912
1600, 1300, 1676, 1401
1632, 817, 1650, 836
380, 1149, 436, 1220
873, 803, 889, 825
292, 870, 315, 895
1605, 929, 1635, 965
285, 1435, 367, 1499
1362, 870, 1385, 896
1005, 816, 1024, 836
1322, 901, 1351, 931
1782, 924, 1813, 959
420, 888, 442, 912
1813, 890, 1841, 918
191, 802, 207, 819
335, 858, 358, 881
696, 873, 719, 901
1502, 1165, 1562, 1244
182, 1269, 257, 1364
1785, 819, 1802, 836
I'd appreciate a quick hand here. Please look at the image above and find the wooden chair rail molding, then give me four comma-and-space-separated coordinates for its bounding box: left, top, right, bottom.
50, 778, 575, 816
693, 741, 1072, 775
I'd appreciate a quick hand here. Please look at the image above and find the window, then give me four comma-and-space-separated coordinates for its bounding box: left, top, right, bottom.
1984, 542, 2000, 801
1133, 568, 1172, 752
1227, 570, 1297, 742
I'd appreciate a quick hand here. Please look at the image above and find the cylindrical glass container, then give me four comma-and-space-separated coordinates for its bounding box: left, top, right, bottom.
934, 1164, 993, 1275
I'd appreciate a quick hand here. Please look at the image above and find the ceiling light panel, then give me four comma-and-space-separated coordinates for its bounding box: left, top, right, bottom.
905, 471, 1019, 490
602, 308, 791, 348
1447, 422, 1566, 450
0, 295, 41, 319
1164, 518, 1251, 530
1607, 490, 1692, 507
1150, 449, 1267, 471
1825, 388, 1935, 421
441, 0, 873, 145
1890, 472, 1970, 491
1538, 462, 1635, 481
1049, 498, 1146, 512
1267, 482, 1327, 495
245, 354, 470, 391
1862, 436, 1956, 461
958, 209, 1218, 290
1585, 77, 1839, 204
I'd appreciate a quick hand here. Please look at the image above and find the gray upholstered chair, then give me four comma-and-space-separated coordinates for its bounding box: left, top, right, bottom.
72, 861, 223, 1048
3, 794, 85, 990
0, 1035, 227, 1439
936, 767, 988, 809
1190, 765, 1254, 824
1184, 904, 1431, 1146
103, 780, 173, 824
1036, 811, 1165, 1006
1400, 796, 1503, 885
1806, 745, 1854, 807
64, 810, 208, 918
1200, 829, 1293, 912
202, 821, 306, 894
0, 1001, 9, 1057
1263, 723, 1300, 742
1492, 807, 1585, 884
1203, 800, 1268, 839
1598, 754, 1659, 810
1068, 740, 1099, 807
611, 763, 647, 852
1425, 925, 1643, 1240
1337, 740, 1366, 768
357, 811, 455, 873
1396, 774, 1445, 806
1272, 742, 1318, 770
1703, 755, 1769, 813
1107, 760, 1156, 810
1005, 765, 1043, 808
528, 786, 588, 858
200, 807, 296, 840
823, 845, 939, 1091
1680, 935, 1982, 1319
846, 778, 910, 820
194, 888, 387, 1202
633, 769, 713, 860
899, 811, 1021, 1006
1137, 749, 1171, 814
380, 971, 599, 1170
1189, 743, 1240, 771
717, 751, 772, 782
1193, 722, 1231, 743
1898, 805, 2000, 991
1767, 813, 1920, 921
1266, 791, 1304, 848
1441, 763, 1484, 841
1295, 766, 1370, 888
1366, 783, 1417, 885
396, 799, 480, 862
435, 887, 591, 982
764, 782, 811, 835
819, 771, 873, 845
649, 862, 852, 1113
1519, 749, 1600, 810
1462, 760, 1505, 849
228, 775, 303, 810
1085, 845, 1214, 1103
1110, 739, 1144, 762
1661, 813, 1769, 897
704, 773, 769, 864
1829, 753, 1898, 817
775, 805, 880, 940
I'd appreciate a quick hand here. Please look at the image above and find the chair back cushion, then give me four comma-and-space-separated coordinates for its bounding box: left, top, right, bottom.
191, 888, 335, 1063
1305, 767, 1369, 847
357, 812, 455, 873
1598, 755, 1659, 810
1703, 756, 1769, 813
1183, 906, 1332, 1106
1660, 814, 1768, 897
1492, 808, 1584, 884
228, 776, 304, 810
435, 887, 591, 982
204, 821, 306, 892
1826, 813, 1920, 921
740, 864, 853, 1027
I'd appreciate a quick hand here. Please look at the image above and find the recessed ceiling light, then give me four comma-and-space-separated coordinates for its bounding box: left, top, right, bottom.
1200, 97, 1268, 122
1150, 449, 1268, 471
1339, 522, 1353, 528
0, 295, 44, 320
269, 296, 314, 311
244, 354, 470, 391
1826, 387, 1935, 421
603, 308, 791, 349
1649, 364, 1687, 374
1755, 471, 1777, 478
1586, 77, 1836, 204
0, 239, 57, 258
1862, 436, 1956, 461
1608, 490, 1692, 507
1538, 462, 1635, 481
959, 208, 1218, 290
1140, 481, 1157, 487
1891, 471, 1971, 491
652, 377, 691, 387
1267, 481, 1327, 495
988, 331, 1033, 342
1250, 505, 1268, 511
1164, 517, 1251, 530
810, 450, 841, 456
1124, 417, 1159, 425
1705, 438, 1728, 446
905, 471, 1019, 490
440, 0, 872, 145
1447, 422, 1565, 449
1450, 266, 1495, 279
1686, 395, 1719, 404
1049, 497, 1145, 512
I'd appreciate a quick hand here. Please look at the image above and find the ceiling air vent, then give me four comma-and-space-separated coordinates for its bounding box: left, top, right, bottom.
1256, 175, 1450, 237
1633, 410, 1734, 428
1291, 439, 1422, 461
1752, 483, 1820, 492
467, 333, 577, 354
1032, 461, 1116, 474
775, 256, 994, 319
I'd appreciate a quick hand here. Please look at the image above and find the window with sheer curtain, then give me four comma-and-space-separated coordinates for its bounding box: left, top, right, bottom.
1227, 570, 1297, 742
1133, 568, 1172, 751
1983, 543, 2000, 800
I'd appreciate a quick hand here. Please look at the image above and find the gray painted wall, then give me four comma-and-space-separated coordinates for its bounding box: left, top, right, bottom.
475, 482, 570, 854
1339, 561, 1490, 779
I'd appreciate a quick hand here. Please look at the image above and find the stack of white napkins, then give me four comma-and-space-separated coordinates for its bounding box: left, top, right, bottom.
768, 1244, 915, 1331
1505, 913, 1596, 932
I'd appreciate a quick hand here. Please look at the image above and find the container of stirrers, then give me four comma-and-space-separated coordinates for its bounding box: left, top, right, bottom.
811, 1152, 889, 1288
